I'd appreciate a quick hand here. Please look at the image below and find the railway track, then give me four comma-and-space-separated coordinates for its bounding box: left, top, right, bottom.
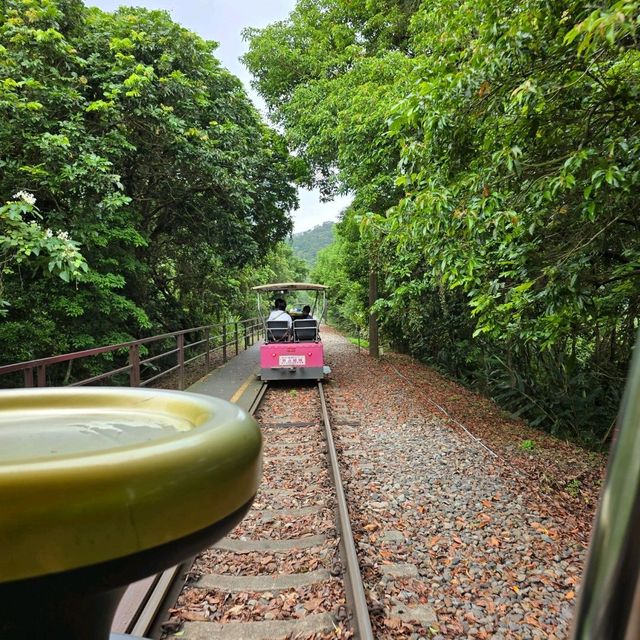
113, 381, 374, 639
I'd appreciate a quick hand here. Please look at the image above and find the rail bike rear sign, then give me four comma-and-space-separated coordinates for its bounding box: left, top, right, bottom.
278, 355, 306, 367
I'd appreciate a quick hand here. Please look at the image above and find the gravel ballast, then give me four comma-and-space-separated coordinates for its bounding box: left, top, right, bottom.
166, 327, 605, 640
322, 328, 601, 639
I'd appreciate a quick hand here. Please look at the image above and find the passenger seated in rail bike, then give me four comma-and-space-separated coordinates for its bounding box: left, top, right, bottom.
299, 305, 313, 320
266, 298, 292, 342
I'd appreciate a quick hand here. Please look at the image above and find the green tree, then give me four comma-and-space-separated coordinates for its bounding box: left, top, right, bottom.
246, 0, 640, 442
290, 220, 335, 267
243, 0, 416, 209
1, 191, 88, 317
232, 242, 309, 320
311, 210, 368, 331
244, 0, 421, 356
381, 0, 640, 440
0, 0, 296, 365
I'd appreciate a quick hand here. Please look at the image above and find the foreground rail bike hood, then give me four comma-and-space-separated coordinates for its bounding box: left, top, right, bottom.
0, 387, 262, 582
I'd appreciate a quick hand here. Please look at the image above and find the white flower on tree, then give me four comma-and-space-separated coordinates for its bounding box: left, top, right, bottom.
1, 196, 88, 311
12, 190, 36, 205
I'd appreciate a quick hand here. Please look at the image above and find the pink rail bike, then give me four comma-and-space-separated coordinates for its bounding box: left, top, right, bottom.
252, 282, 331, 382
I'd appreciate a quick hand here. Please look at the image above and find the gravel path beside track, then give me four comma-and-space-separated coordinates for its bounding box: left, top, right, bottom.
322, 328, 596, 639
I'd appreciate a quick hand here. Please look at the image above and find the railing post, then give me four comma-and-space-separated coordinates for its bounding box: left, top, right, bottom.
205, 328, 211, 370
37, 364, 46, 387
129, 344, 140, 387
243, 323, 249, 350
23, 367, 34, 388
235, 322, 239, 356
222, 323, 227, 363
177, 334, 185, 390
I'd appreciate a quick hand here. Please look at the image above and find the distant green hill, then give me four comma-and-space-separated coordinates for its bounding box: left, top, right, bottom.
290, 221, 335, 266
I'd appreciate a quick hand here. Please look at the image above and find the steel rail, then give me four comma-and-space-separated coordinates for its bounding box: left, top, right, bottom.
247, 381, 269, 416
318, 381, 375, 640
114, 381, 375, 639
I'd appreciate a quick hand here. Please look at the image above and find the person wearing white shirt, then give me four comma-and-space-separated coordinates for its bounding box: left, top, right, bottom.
267, 298, 292, 328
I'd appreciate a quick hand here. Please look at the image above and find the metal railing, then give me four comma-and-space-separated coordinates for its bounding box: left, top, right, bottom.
0, 317, 264, 390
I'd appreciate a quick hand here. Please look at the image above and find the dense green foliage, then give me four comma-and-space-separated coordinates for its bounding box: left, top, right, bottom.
243, 0, 414, 211
0, 0, 297, 365
311, 213, 369, 330
246, 0, 640, 444
290, 220, 335, 266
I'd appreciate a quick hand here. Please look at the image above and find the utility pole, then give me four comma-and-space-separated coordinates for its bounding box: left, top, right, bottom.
368, 268, 379, 358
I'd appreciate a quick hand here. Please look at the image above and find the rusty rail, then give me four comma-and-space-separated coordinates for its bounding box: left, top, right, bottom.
318, 382, 375, 640
114, 380, 376, 639
0, 317, 263, 390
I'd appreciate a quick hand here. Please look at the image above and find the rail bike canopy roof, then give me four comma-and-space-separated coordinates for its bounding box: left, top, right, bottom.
252, 282, 328, 293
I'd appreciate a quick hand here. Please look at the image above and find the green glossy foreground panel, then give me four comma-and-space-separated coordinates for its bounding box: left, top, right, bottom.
0, 387, 262, 583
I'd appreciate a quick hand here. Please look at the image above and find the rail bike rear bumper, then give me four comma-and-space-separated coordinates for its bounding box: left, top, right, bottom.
259, 342, 325, 381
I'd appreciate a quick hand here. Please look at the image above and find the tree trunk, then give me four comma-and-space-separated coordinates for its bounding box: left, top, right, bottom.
369, 269, 379, 358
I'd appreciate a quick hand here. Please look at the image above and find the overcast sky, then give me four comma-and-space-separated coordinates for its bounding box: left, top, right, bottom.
87, 0, 352, 233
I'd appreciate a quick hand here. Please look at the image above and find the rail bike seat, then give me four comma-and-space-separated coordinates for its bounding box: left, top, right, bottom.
266, 320, 290, 342
293, 319, 318, 342
0, 387, 262, 640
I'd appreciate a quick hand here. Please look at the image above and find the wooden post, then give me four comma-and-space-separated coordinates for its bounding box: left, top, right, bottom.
222, 324, 227, 363
177, 334, 185, 390
234, 322, 239, 356
205, 328, 211, 370
37, 364, 47, 387
369, 269, 379, 358
129, 344, 140, 387
24, 367, 34, 388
